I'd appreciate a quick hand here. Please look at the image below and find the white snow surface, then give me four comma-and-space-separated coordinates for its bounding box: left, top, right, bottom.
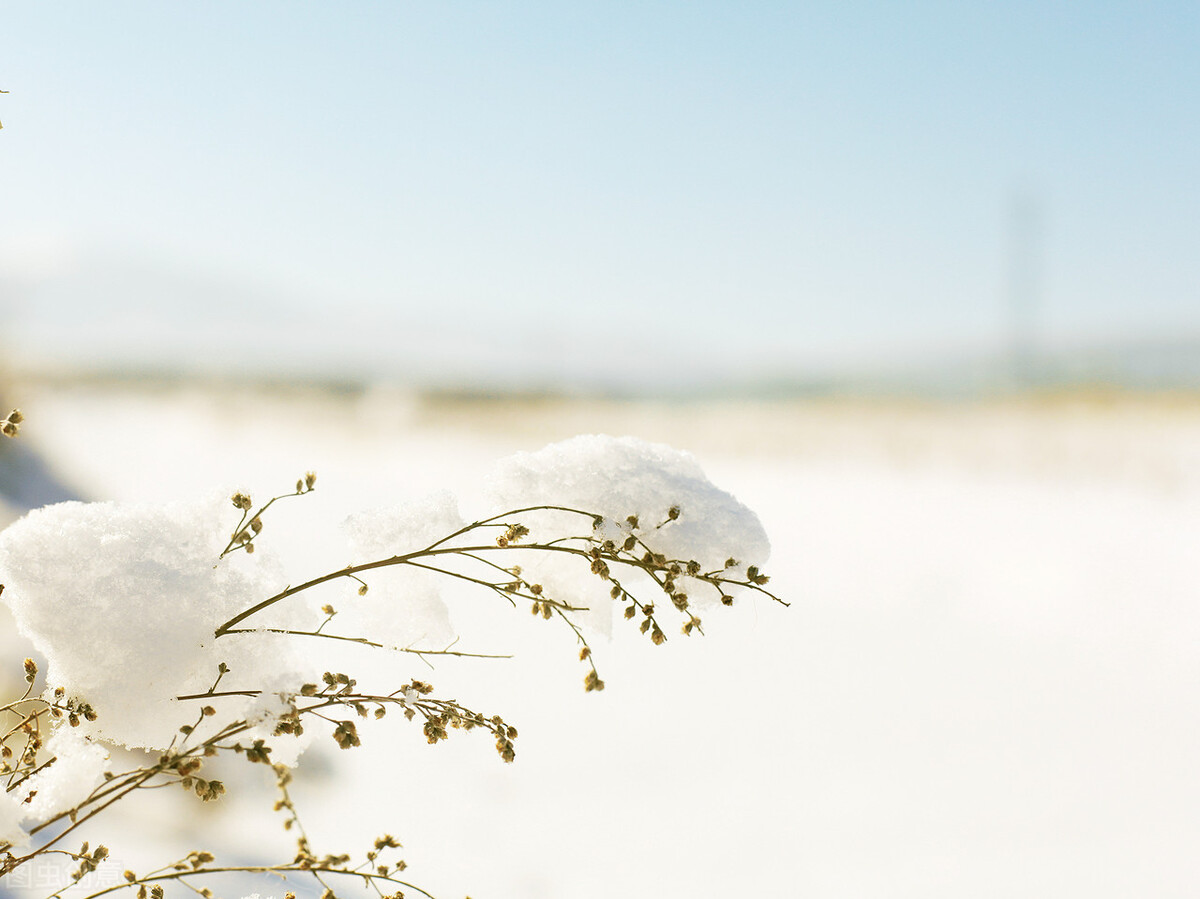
3, 383, 1200, 899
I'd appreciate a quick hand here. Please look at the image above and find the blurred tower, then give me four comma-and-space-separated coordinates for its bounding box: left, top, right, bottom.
1005, 189, 1043, 389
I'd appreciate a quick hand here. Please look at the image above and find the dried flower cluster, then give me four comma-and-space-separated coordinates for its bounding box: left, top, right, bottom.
1, 409, 22, 439
222, 472, 314, 557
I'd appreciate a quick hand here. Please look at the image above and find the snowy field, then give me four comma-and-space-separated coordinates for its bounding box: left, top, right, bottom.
3, 380, 1200, 898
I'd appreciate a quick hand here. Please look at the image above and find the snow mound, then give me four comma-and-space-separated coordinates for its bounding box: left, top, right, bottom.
485, 435, 771, 632
0, 494, 279, 749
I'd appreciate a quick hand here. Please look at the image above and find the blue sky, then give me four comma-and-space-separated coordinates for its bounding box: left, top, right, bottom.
1, 2, 1197, 386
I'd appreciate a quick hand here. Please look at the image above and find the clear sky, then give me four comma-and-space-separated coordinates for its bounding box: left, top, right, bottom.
1, 1, 1197, 388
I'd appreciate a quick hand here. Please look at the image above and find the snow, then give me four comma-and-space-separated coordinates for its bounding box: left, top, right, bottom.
0, 432, 764, 757
20, 728, 110, 822
340, 491, 463, 650
0, 788, 27, 851
0, 495, 282, 748
2, 382, 1199, 898
486, 433, 769, 576
481, 434, 771, 635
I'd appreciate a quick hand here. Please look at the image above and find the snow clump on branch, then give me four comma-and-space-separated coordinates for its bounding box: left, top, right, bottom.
340, 491, 463, 650
0, 436, 771, 755
0, 495, 280, 750
485, 435, 771, 633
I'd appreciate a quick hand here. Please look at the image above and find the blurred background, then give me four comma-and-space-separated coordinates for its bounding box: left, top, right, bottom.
2, 3, 1199, 898
1, 1, 1198, 392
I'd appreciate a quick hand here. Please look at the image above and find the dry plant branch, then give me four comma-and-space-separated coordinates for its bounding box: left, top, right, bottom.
2, 434, 783, 898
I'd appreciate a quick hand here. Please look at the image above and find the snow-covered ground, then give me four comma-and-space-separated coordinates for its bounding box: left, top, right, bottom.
3, 381, 1199, 898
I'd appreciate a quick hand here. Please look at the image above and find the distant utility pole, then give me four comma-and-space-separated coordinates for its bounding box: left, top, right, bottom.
1005, 189, 1042, 389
